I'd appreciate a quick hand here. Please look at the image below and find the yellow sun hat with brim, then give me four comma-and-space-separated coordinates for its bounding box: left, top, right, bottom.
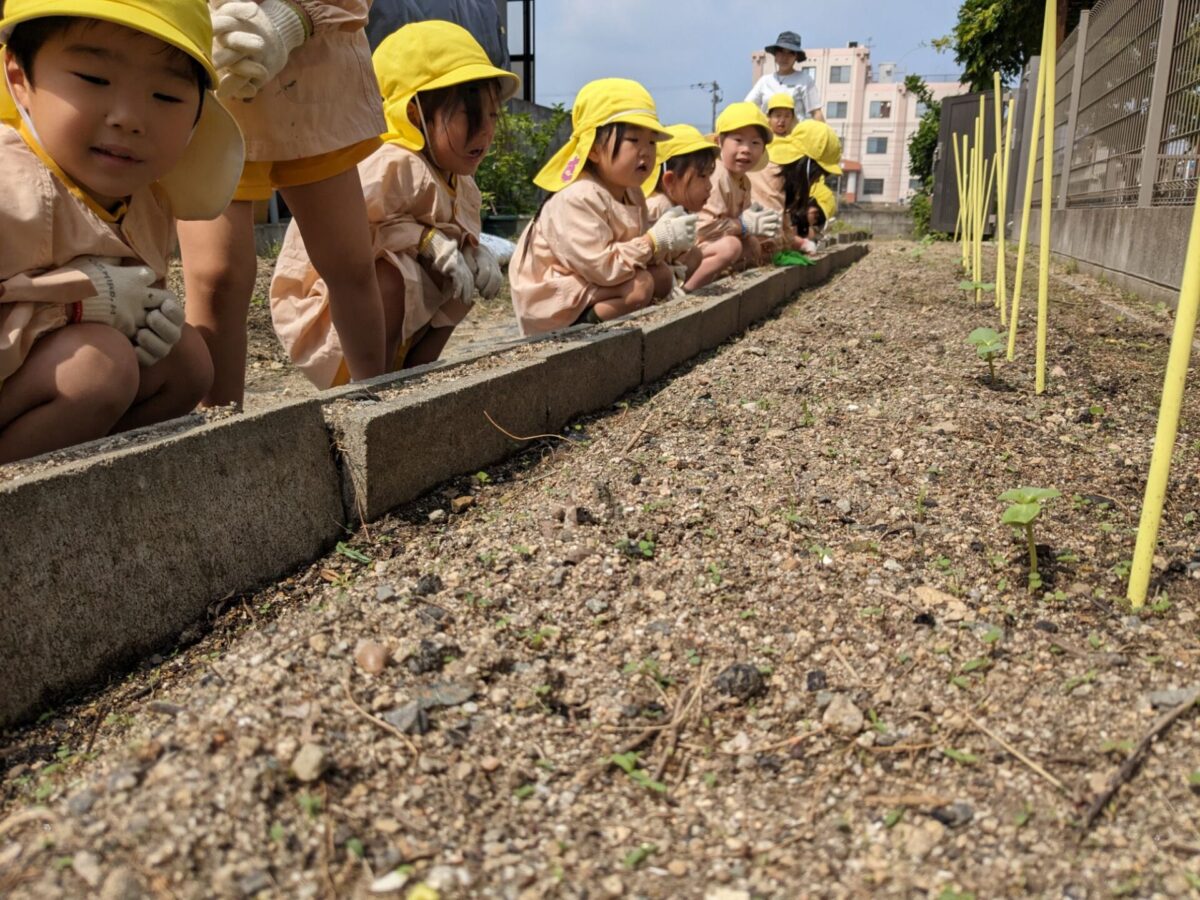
374, 20, 521, 153
534, 77, 669, 193
791, 119, 844, 175
766, 92, 795, 112
641, 123, 719, 196
713, 101, 773, 171
810, 179, 837, 220
0, 0, 244, 220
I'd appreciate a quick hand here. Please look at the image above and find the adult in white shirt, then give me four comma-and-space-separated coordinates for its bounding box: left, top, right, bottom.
746, 31, 825, 122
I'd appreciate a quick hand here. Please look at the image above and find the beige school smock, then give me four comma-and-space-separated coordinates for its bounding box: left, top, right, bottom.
218, 0, 385, 160
645, 191, 673, 223
270, 143, 480, 388
510, 173, 655, 336
747, 162, 795, 256
0, 126, 174, 386
697, 163, 750, 245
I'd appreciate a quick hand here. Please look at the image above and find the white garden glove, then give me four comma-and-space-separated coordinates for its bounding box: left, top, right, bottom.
741, 203, 782, 239
211, 0, 308, 100
463, 243, 503, 300
799, 238, 818, 255
70, 257, 171, 338
669, 262, 689, 299
133, 295, 186, 368
419, 229, 474, 307
646, 206, 699, 257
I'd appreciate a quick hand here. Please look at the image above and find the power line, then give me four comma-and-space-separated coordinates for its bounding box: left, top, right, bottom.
691, 81, 723, 133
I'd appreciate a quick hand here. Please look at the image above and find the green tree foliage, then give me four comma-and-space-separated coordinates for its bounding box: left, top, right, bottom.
474, 105, 569, 215
906, 75, 944, 237
937, 0, 1088, 93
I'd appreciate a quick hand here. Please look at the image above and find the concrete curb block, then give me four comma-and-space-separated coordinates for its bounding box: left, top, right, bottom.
0, 401, 344, 726
0, 242, 870, 727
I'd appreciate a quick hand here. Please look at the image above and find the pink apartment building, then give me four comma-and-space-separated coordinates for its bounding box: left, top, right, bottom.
751, 43, 963, 204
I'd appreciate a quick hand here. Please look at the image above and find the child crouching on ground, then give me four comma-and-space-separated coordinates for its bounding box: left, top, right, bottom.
271, 21, 516, 386
803, 179, 837, 242
749, 119, 843, 257
510, 78, 697, 335
690, 102, 781, 291
0, 0, 243, 463
643, 124, 719, 288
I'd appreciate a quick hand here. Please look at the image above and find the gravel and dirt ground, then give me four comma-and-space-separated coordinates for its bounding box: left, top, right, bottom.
4, 240, 1200, 899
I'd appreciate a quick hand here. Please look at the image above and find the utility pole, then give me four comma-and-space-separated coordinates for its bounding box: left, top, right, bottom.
692, 81, 722, 132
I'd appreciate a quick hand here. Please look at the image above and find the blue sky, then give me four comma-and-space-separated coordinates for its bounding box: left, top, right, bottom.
531, 0, 964, 129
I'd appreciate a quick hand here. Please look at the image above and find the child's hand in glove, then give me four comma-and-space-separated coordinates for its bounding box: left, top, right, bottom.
647, 206, 699, 256
741, 203, 782, 239
419, 229, 474, 306
133, 295, 186, 368
69, 257, 172, 338
211, 0, 308, 99
463, 243, 503, 300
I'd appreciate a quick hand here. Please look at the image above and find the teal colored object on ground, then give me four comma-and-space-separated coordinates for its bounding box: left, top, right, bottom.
773, 251, 814, 266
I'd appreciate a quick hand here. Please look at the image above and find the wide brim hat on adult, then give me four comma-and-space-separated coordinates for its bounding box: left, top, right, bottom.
0, 0, 245, 220
374, 20, 521, 153
713, 101, 773, 172
534, 77, 669, 193
641, 122, 718, 197
765, 30, 807, 62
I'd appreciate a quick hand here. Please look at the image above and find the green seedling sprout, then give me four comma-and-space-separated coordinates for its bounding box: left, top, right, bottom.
999, 487, 1060, 587
967, 327, 1004, 382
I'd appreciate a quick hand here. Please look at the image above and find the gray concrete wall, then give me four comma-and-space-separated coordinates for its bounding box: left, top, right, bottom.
839, 205, 916, 239
0, 240, 869, 728
1029, 206, 1192, 307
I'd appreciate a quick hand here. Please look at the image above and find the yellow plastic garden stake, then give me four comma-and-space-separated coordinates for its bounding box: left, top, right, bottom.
952, 135, 965, 246
1128, 200, 1200, 608
1035, 0, 1056, 394
993, 72, 1007, 321
974, 105, 985, 305
999, 97, 1016, 326
956, 134, 970, 269
1008, 9, 1053, 360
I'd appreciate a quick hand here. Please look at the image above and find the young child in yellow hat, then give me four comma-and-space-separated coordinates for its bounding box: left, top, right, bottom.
510, 78, 698, 335
691, 101, 781, 291
749, 119, 843, 256
766, 92, 797, 137
178, 0, 387, 405
269, 21, 518, 387
0, 0, 244, 463
804, 179, 838, 241
644, 124, 719, 288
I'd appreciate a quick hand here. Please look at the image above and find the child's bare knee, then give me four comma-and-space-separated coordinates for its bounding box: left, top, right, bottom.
71, 329, 141, 412
629, 270, 655, 307
169, 326, 216, 404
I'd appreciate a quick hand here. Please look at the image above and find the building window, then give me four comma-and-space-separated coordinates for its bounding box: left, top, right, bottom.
830, 65, 851, 84
909, 177, 924, 191
869, 100, 892, 119
863, 178, 885, 195
800, 66, 817, 80
867, 137, 888, 154
916, 101, 929, 118
826, 101, 848, 119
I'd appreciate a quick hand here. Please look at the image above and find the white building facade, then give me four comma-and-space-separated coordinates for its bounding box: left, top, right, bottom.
751, 43, 963, 204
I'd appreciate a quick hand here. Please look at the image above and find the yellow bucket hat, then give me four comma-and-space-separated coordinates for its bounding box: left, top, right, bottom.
0, 0, 244, 220
374, 20, 521, 152
712, 101, 773, 171
641, 123, 718, 196
791, 119, 844, 175
810, 179, 837, 220
534, 77, 669, 193
766, 92, 795, 112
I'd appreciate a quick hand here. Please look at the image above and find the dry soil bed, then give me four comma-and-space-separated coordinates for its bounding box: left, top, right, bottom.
3, 241, 1200, 899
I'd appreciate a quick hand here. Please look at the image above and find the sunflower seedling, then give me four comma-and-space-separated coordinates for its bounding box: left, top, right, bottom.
967, 327, 1003, 383
999, 487, 1060, 589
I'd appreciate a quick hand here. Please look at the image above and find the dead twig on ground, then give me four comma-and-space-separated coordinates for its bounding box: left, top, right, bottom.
342, 677, 418, 757
964, 712, 1075, 799
623, 408, 659, 453
1082, 688, 1200, 831
484, 409, 574, 444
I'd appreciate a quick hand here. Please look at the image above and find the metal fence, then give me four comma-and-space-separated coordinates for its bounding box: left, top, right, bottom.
1037, 0, 1200, 208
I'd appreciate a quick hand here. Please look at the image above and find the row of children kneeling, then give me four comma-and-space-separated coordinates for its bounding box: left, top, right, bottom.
0, 0, 841, 464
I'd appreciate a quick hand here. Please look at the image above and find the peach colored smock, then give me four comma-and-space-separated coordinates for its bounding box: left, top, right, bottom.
645, 191, 674, 223
218, 0, 385, 160
0, 126, 174, 386
747, 162, 795, 255
270, 143, 481, 388
697, 163, 751, 245
510, 173, 655, 336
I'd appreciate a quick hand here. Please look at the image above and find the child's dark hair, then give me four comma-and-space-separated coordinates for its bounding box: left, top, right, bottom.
722, 124, 771, 145
653, 147, 716, 192
583, 122, 627, 175
804, 197, 828, 234
781, 156, 819, 234
416, 77, 501, 145
7, 16, 208, 92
